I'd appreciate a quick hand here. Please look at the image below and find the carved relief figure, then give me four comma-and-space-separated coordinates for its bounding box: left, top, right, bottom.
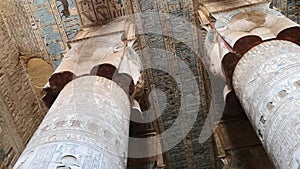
108, 0, 125, 18
78, 0, 97, 24
75, 0, 125, 26
94, 0, 111, 23
57, 0, 70, 18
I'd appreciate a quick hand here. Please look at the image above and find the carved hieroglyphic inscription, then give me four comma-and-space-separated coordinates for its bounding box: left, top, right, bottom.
0, 15, 46, 168
75, 0, 125, 27
233, 40, 300, 169
14, 76, 130, 169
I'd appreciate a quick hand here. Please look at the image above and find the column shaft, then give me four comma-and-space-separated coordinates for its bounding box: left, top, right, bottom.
14, 76, 130, 169
233, 40, 300, 169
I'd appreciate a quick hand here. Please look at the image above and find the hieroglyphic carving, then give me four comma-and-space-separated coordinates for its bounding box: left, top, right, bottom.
105, 0, 125, 19
129, 0, 140, 13
132, 1, 211, 167
0, 0, 48, 58
14, 76, 131, 169
76, 0, 101, 26
55, 0, 81, 39
48, 0, 69, 49
0, 15, 47, 168
0, 111, 19, 168
123, 0, 133, 14
75, 0, 125, 27
233, 40, 300, 169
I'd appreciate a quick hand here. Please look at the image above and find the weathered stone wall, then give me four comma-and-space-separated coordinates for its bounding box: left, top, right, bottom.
0, 0, 81, 66
0, 0, 50, 62
0, 15, 47, 169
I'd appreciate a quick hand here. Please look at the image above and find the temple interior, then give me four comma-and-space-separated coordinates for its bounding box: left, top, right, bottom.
0, 0, 299, 169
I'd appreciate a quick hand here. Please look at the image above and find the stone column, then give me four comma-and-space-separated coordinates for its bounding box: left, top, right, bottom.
199, 2, 300, 167
233, 40, 300, 169
14, 76, 131, 169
